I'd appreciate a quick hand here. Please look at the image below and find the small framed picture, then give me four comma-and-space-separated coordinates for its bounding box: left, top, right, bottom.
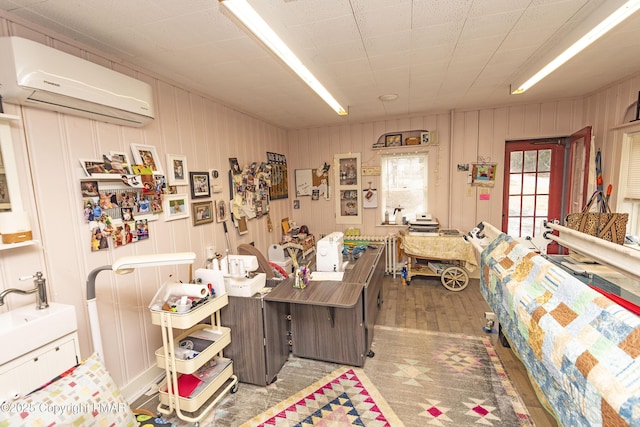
79, 158, 107, 176
130, 143, 163, 175
237, 216, 248, 235
80, 180, 99, 197
215, 200, 228, 222
420, 131, 431, 145
471, 163, 498, 187
164, 193, 189, 221
293, 199, 300, 209
192, 201, 214, 226
190, 171, 211, 199
106, 151, 133, 175
167, 154, 188, 186
385, 133, 402, 147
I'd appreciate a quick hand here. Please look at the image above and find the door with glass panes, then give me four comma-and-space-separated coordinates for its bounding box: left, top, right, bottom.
502, 140, 565, 254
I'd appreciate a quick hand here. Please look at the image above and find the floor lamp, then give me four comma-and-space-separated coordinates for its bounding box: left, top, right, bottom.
86, 252, 196, 360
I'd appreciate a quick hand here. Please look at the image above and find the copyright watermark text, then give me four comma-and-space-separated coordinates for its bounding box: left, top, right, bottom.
1, 401, 128, 415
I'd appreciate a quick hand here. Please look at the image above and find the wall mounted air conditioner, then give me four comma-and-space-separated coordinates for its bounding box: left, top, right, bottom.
0, 36, 154, 127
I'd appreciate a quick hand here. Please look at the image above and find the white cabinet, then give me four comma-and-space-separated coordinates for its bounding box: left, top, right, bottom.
0, 332, 80, 403
334, 152, 362, 224
152, 293, 238, 424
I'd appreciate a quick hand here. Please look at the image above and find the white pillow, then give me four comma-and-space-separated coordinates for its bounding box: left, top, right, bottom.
0, 352, 137, 426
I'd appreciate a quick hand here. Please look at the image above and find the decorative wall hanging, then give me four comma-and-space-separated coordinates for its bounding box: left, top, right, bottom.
362, 183, 378, 208
267, 151, 288, 200
312, 162, 331, 200
471, 163, 497, 187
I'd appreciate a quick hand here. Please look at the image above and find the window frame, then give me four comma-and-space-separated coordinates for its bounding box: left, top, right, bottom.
379, 152, 429, 224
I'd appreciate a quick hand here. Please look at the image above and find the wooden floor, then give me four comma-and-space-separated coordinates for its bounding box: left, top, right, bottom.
376, 273, 558, 427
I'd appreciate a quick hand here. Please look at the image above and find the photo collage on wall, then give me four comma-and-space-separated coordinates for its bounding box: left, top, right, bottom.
228, 158, 273, 231
81, 165, 165, 252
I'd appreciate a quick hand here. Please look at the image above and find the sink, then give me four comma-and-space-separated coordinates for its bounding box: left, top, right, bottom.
0, 302, 77, 365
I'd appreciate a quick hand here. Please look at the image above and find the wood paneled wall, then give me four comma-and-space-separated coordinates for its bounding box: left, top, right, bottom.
286, 99, 587, 238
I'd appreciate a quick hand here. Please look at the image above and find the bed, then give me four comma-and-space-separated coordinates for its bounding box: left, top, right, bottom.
469, 225, 640, 426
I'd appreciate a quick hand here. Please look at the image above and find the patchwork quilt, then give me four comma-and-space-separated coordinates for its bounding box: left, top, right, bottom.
480, 233, 640, 427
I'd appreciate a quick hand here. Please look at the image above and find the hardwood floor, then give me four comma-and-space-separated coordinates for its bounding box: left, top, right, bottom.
376, 274, 558, 427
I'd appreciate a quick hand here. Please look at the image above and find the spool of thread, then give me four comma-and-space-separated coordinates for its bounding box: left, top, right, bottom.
238, 260, 246, 276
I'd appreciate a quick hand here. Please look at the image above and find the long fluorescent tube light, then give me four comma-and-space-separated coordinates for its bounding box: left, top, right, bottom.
512, 0, 640, 94
219, 0, 347, 116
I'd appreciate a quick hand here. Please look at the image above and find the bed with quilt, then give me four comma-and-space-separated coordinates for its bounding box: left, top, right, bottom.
479, 232, 640, 426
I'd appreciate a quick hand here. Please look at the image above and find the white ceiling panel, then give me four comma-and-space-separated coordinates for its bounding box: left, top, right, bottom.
0, 0, 638, 128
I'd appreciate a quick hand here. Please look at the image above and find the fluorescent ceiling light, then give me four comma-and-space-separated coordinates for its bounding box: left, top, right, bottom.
219, 0, 348, 116
512, 0, 640, 94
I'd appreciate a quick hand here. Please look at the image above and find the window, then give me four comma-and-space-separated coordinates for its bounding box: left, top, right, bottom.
620, 131, 640, 237
380, 153, 428, 223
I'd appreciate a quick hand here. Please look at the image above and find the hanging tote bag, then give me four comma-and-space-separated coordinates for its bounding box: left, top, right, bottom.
565, 190, 628, 244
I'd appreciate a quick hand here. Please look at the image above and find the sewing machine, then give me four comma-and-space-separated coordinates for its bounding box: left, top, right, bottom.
219, 254, 266, 297
316, 232, 345, 272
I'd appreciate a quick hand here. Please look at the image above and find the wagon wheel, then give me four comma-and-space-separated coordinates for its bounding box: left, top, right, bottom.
440, 266, 469, 291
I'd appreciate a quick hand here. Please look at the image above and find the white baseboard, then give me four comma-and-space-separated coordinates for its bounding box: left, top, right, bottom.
121, 365, 165, 404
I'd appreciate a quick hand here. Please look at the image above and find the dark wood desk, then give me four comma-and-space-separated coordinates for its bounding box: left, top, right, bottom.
265, 245, 385, 367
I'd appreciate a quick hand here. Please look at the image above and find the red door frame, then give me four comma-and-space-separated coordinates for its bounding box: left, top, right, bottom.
566, 126, 593, 212
502, 139, 565, 253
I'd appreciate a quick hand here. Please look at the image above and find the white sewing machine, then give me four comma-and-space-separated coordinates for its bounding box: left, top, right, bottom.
316, 232, 345, 272
215, 254, 266, 297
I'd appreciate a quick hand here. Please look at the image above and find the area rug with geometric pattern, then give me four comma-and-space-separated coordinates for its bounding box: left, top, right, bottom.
175, 326, 534, 426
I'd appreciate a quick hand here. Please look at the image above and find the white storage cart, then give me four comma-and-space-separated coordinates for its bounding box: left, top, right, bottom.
151, 293, 238, 426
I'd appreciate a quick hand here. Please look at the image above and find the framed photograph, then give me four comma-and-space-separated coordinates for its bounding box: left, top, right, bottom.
163, 193, 189, 221
106, 151, 133, 174
237, 215, 248, 235
215, 200, 228, 222
79, 158, 107, 176
293, 199, 300, 209
130, 143, 163, 175
167, 154, 188, 186
192, 201, 214, 226
80, 180, 99, 197
385, 133, 403, 147
190, 171, 211, 198
420, 131, 431, 145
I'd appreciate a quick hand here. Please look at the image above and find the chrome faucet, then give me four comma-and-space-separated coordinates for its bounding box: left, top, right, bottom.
0, 271, 49, 309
